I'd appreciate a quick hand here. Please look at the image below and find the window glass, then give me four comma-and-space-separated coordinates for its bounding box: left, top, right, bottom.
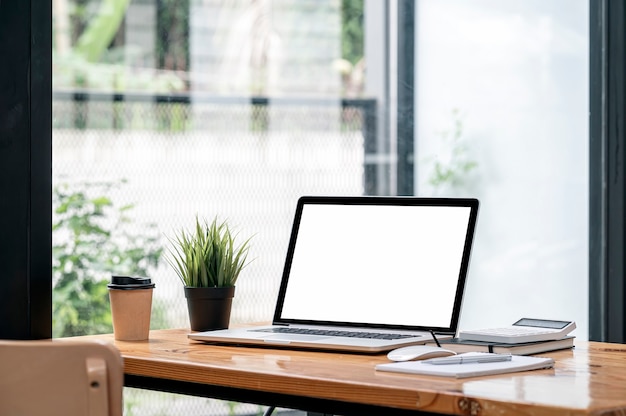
52, 0, 589, 340
415, 0, 589, 336
53, 0, 369, 338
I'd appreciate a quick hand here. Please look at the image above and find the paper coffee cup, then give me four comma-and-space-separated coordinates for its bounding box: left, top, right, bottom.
108, 275, 155, 341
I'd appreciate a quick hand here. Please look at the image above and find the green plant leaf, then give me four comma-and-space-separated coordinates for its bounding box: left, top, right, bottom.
74, 0, 131, 62
166, 216, 254, 288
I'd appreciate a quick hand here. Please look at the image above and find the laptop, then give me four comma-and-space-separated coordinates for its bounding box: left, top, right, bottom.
189, 196, 479, 353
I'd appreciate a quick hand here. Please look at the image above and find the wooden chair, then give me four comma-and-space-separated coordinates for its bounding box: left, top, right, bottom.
0, 339, 123, 416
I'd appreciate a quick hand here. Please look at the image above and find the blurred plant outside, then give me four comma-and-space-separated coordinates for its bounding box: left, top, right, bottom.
53, 0, 188, 132
54, 0, 364, 134
54, 0, 363, 95
426, 109, 479, 196
338, 0, 365, 97
52, 179, 165, 337
53, 0, 186, 93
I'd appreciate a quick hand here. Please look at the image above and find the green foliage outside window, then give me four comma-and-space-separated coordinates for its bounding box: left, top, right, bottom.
54, 0, 185, 93
52, 180, 164, 338
427, 109, 479, 194
339, 0, 365, 96
341, 0, 364, 66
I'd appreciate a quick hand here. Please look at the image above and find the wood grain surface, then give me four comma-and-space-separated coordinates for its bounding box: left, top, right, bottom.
73, 329, 626, 415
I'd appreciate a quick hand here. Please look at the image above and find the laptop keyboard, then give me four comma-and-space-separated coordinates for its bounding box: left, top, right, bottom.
254, 327, 415, 340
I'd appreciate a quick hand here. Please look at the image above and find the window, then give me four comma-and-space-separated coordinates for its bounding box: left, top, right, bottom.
51, 0, 589, 341
414, 0, 589, 335
52, 0, 375, 338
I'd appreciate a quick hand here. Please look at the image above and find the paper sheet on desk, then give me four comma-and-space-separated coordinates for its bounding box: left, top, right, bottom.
375, 354, 555, 378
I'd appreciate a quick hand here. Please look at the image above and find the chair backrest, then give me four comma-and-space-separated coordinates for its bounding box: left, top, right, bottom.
0, 339, 123, 416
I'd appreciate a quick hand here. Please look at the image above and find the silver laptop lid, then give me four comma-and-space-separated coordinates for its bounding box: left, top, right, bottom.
273, 196, 479, 335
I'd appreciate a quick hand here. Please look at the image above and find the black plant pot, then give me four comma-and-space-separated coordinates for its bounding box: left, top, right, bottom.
184, 286, 235, 331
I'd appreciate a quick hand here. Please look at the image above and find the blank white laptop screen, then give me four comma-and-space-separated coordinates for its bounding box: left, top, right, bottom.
279, 203, 473, 328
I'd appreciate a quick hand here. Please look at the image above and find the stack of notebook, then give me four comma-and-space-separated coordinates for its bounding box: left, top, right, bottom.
424, 336, 575, 355
426, 318, 577, 355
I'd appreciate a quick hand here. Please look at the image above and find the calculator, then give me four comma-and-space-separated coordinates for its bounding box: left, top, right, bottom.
458, 318, 576, 344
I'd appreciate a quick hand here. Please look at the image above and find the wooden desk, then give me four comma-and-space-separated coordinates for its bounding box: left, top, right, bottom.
76, 329, 626, 415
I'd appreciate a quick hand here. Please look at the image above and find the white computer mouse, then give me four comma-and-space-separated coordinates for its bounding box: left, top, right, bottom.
386, 345, 457, 362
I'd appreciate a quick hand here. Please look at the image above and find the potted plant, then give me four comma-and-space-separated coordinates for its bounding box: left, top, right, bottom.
167, 216, 253, 331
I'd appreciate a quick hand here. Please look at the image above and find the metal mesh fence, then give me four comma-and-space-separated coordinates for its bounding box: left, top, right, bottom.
53, 92, 371, 133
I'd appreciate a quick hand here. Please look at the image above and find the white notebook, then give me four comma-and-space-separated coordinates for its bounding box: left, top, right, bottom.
375, 353, 555, 378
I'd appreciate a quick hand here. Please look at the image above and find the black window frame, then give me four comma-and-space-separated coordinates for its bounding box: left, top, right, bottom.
589, 0, 626, 342
0, 0, 52, 339
0, 0, 622, 342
